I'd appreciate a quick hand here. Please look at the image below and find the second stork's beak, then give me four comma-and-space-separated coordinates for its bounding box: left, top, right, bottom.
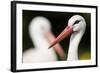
48, 25, 73, 48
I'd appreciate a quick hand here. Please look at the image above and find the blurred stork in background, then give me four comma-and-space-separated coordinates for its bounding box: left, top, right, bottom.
23, 16, 65, 63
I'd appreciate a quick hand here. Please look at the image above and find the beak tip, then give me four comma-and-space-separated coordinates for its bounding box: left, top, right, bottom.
48, 45, 52, 49
48, 46, 50, 49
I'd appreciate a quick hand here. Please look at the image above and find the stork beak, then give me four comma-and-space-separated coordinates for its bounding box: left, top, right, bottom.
45, 31, 66, 59
48, 25, 73, 48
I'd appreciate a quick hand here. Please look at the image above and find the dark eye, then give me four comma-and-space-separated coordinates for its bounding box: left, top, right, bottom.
74, 20, 81, 25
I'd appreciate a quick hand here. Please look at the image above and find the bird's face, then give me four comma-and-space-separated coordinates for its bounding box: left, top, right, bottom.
29, 16, 51, 38
68, 15, 86, 33
48, 15, 86, 48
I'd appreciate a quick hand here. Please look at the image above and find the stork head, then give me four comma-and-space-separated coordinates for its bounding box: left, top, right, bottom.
49, 15, 86, 48
29, 16, 51, 38
68, 15, 86, 33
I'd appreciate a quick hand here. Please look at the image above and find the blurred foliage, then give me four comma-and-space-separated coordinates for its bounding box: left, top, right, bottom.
79, 51, 91, 60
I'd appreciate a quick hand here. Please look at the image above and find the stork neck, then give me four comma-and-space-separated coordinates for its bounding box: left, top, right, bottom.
67, 32, 83, 60
31, 34, 49, 50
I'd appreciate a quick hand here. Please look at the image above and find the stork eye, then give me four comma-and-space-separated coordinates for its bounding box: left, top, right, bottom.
73, 20, 81, 25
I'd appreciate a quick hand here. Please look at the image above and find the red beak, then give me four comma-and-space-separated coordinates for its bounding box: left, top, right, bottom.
48, 25, 73, 48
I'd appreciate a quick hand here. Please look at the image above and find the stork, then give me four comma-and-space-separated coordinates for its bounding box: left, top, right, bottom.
49, 15, 86, 60
23, 16, 65, 63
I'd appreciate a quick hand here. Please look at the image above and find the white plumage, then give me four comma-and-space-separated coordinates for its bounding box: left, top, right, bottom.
67, 15, 86, 60
23, 16, 57, 63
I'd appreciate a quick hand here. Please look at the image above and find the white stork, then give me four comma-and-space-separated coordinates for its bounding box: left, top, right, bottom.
23, 16, 65, 63
49, 15, 86, 60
